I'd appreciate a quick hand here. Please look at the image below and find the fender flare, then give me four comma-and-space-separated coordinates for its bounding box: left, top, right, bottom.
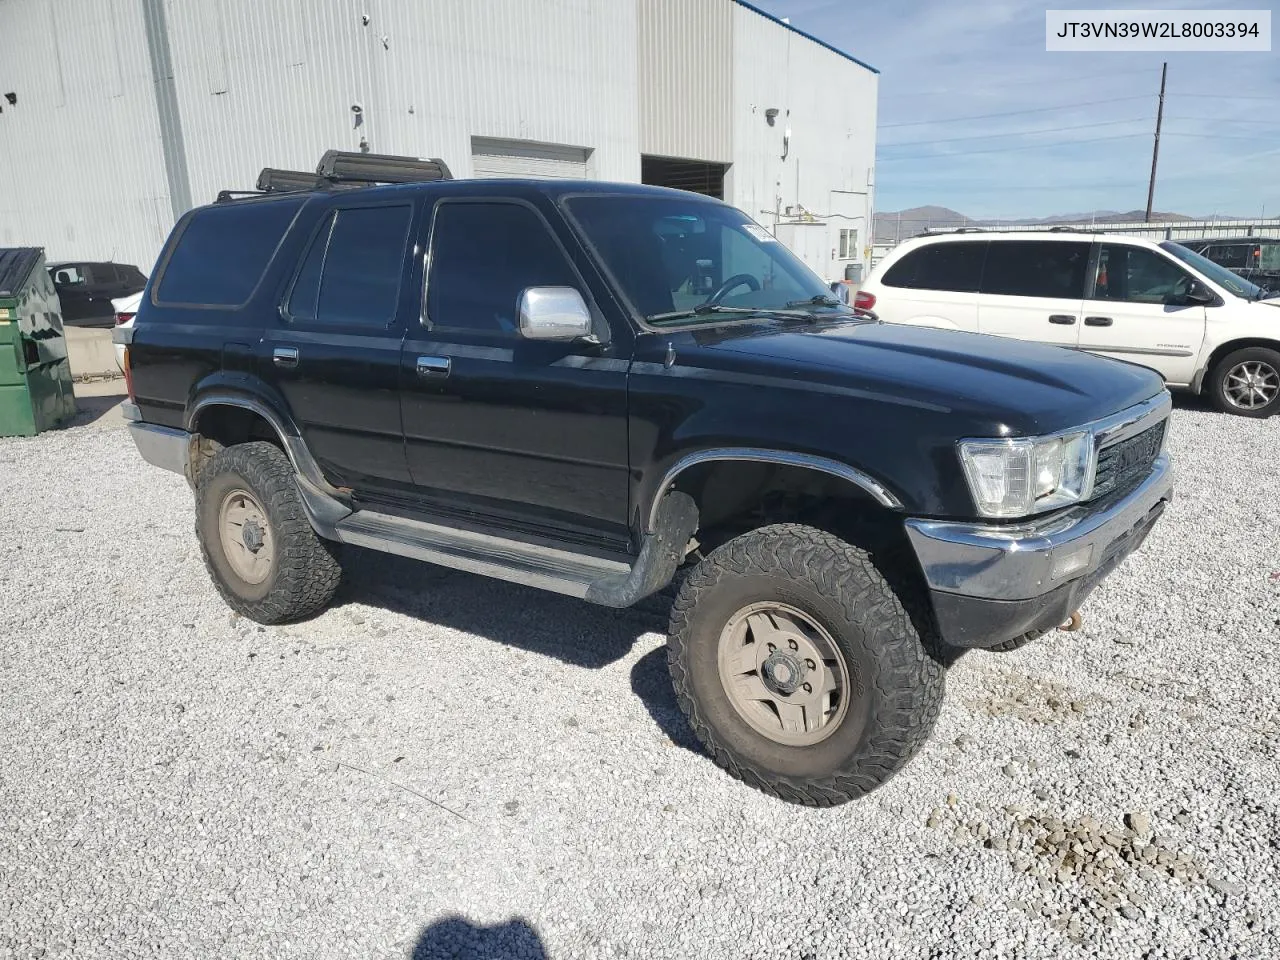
186, 386, 352, 535
644, 447, 903, 535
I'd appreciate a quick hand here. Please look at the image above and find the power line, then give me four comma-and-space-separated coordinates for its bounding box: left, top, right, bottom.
878, 95, 1151, 128
1165, 116, 1275, 123
1164, 131, 1280, 142
881, 117, 1150, 148
879, 132, 1150, 162
880, 128, 1280, 162
1170, 92, 1280, 102
877, 180, 1151, 193
877, 67, 1160, 103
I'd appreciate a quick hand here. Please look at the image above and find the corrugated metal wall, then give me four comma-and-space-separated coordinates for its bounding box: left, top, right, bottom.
730, 3, 878, 281
637, 0, 732, 163
162, 0, 639, 208
0, 0, 173, 270
0, 0, 875, 278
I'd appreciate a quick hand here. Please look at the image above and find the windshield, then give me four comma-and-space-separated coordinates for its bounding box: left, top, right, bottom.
1162, 241, 1266, 299
565, 195, 841, 324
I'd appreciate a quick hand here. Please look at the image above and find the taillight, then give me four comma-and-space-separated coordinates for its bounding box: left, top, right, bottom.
854, 290, 877, 311
115, 312, 135, 326
122, 345, 136, 402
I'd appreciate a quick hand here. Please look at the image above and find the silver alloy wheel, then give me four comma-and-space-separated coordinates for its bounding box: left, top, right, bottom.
218, 489, 274, 585
1223, 360, 1280, 410
716, 601, 852, 746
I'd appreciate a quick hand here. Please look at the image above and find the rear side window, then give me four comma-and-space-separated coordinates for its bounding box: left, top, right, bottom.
156, 197, 304, 307
286, 205, 413, 326
881, 242, 986, 293
980, 241, 1089, 299
1201, 244, 1249, 269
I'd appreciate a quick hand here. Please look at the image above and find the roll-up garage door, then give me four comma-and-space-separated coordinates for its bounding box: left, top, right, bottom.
470, 137, 592, 180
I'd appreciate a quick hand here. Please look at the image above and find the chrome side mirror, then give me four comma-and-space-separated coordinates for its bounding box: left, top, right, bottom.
518, 286, 593, 341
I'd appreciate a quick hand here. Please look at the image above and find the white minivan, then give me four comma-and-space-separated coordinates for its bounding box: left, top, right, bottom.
858, 230, 1280, 417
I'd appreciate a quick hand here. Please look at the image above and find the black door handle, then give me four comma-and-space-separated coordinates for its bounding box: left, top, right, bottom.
1048, 315, 1077, 325
1084, 316, 1113, 327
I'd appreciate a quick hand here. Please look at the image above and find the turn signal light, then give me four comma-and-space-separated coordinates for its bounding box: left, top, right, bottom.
853, 290, 877, 312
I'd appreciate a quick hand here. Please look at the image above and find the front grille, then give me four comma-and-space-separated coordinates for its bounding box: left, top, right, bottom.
1093, 420, 1166, 500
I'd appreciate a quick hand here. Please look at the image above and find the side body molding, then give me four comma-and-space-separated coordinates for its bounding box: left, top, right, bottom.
645, 447, 903, 534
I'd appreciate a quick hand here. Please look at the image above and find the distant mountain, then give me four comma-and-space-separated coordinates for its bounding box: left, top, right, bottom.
873, 207, 1246, 243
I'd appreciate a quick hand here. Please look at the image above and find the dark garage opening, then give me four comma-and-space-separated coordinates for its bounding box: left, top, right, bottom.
641, 156, 728, 199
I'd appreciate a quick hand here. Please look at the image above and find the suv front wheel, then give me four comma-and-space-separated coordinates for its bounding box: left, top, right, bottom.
1209, 346, 1280, 418
195, 442, 343, 624
666, 523, 945, 806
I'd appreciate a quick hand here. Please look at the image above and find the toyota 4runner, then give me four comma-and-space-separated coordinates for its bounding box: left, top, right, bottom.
117, 152, 1174, 806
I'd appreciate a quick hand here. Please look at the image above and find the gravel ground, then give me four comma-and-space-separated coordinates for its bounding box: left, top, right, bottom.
1, 390, 1277, 960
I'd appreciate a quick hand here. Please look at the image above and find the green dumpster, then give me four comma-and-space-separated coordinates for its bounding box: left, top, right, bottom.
0, 248, 77, 436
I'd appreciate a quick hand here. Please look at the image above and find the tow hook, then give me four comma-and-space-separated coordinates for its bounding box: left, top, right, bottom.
1058, 611, 1083, 632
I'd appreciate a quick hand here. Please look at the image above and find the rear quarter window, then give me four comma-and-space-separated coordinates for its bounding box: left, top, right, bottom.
155, 196, 305, 307
881, 241, 986, 293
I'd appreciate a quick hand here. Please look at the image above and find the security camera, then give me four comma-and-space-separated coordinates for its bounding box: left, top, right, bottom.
3, 93, 15, 106
361, 13, 370, 25
351, 103, 363, 115
765, 107, 779, 127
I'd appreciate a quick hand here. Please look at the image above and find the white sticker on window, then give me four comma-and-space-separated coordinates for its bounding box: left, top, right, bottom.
742, 224, 778, 243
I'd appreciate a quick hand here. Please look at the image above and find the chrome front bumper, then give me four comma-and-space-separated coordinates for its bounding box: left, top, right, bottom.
906, 453, 1173, 647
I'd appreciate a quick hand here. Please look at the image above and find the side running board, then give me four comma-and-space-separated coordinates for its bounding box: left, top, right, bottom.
332, 493, 698, 609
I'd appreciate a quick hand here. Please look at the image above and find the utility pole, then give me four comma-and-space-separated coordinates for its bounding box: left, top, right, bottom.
1145, 62, 1167, 223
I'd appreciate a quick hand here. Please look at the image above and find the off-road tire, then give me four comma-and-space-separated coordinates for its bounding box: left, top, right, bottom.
667, 523, 946, 806
195, 441, 342, 624
1208, 346, 1280, 418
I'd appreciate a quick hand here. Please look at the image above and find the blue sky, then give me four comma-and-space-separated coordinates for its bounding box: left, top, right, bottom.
751, 0, 1280, 218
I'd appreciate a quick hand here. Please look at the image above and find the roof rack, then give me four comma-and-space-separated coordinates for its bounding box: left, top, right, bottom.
257, 168, 330, 193
216, 150, 454, 203
317, 150, 452, 184
1046, 225, 1105, 234
914, 227, 985, 238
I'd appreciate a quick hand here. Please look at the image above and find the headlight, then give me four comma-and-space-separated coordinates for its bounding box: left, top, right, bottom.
958, 432, 1093, 518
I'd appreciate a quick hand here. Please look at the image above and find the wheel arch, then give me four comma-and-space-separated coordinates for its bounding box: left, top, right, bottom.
1195, 338, 1280, 393
645, 448, 903, 537
186, 387, 352, 535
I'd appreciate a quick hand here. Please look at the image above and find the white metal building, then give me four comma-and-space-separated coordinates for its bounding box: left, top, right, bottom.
0, 0, 878, 283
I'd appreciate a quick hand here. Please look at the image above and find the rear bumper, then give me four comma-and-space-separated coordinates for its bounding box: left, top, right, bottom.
123, 403, 189, 477
905, 454, 1173, 649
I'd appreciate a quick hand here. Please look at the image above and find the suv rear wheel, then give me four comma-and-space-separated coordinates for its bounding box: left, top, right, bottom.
666, 523, 945, 806
195, 442, 343, 624
1209, 346, 1280, 418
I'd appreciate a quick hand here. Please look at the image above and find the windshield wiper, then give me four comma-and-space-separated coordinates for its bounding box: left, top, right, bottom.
784, 294, 844, 308
647, 303, 815, 324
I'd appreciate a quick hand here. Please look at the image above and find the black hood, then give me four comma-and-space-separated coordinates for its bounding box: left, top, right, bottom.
681, 318, 1165, 437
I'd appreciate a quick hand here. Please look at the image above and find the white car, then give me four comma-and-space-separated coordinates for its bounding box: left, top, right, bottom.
858, 230, 1280, 417
112, 291, 142, 373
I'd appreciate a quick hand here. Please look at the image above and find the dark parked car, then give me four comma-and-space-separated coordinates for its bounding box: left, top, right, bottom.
116, 154, 1173, 806
48, 260, 147, 326
1179, 237, 1280, 293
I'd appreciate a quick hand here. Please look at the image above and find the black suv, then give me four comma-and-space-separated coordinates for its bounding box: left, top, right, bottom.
1180, 236, 1280, 293
48, 260, 148, 326
116, 153, 1173, 805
